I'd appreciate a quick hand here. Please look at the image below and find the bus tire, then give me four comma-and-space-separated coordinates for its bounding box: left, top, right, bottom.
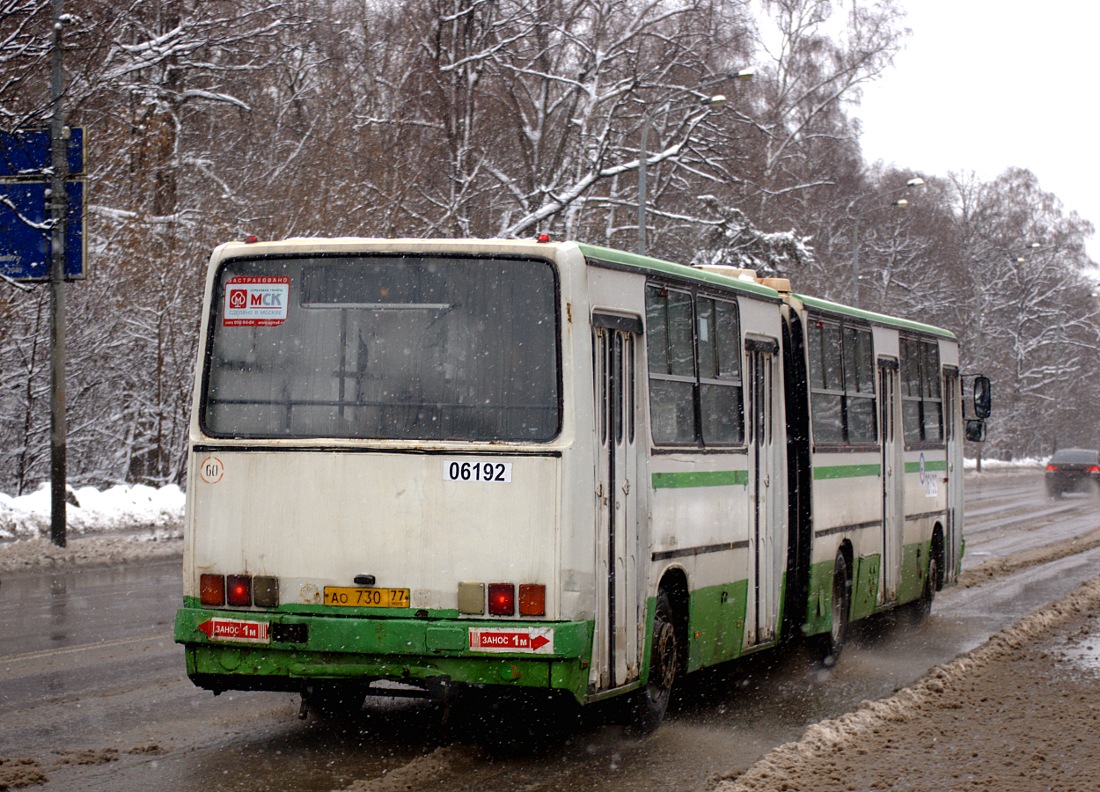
307, 683, 365, 720
630, 591, 678, 733
819, 552, 850, 668
910, 552, 937, 624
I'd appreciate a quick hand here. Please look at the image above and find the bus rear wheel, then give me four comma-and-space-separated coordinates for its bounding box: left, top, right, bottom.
630, 591, 678, 733
909, 553, 937, 624
819, 552, 850, 668
306, 683, 366, 720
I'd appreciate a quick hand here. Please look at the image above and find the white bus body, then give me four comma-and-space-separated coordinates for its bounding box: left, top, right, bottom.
175, 238, 984, 728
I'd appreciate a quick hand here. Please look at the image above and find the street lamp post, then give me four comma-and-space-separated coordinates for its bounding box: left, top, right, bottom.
636, 68, 754, 256
850, 177, 924, 308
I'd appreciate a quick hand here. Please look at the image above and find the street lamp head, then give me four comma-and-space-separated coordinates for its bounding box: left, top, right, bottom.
906, 177, 925, 188
728, 67, 755, 80
705, 94, 727, 110
892, 199, 909, 208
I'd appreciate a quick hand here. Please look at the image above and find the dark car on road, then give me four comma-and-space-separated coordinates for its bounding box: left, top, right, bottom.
1045, 448, 1100, 498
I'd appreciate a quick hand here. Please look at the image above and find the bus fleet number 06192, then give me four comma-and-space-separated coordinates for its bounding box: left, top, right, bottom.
443, 460, 512, 483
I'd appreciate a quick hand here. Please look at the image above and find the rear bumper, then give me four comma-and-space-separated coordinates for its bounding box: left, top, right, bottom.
174, 606, 594, 702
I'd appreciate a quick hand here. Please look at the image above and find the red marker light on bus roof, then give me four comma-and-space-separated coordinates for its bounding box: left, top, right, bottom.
244, 235, 259, 243
537, 233, 551, 243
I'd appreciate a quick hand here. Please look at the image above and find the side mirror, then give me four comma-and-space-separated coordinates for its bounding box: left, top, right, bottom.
965, 419, 987, 443
972, 375, 991, 419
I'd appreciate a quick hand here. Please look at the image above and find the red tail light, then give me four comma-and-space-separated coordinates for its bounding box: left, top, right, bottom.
1088, 466, 1100, 473
227, 574, 252, 607
488, 583, 515, 616
1046, 464, 1058, 472
200, 574, 225, 606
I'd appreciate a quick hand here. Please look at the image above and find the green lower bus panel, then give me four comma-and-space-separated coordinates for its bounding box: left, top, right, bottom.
687, 580, 750, 671
851, 554, 881, 621
175, 606, 594, 702
898, 540, 931, 604
803, 560, 834, 638
803, 540, 935, 638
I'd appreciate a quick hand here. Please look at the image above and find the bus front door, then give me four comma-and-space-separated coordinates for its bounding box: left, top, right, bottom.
593, 323, 641, 690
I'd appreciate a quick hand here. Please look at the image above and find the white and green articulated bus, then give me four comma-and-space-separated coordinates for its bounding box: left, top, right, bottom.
174, 237, 991, 730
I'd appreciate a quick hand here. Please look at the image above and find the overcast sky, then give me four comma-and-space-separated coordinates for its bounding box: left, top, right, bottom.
855, 1, 1099, 260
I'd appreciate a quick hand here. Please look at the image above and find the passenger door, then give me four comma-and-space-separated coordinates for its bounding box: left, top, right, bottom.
943, 367, 962, 585
744, 336, 782, 647
878, 358, 903, 603
593, 318, 642, 689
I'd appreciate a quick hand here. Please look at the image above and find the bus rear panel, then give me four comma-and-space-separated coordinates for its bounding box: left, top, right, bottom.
174, 242, 595, 704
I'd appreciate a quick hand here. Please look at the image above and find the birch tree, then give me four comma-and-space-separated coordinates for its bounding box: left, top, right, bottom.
4, 0, 1100, 492
745, 0, 908, 234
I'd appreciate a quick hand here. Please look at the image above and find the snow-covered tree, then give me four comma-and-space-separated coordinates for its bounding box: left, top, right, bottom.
1, 0, 1099, 492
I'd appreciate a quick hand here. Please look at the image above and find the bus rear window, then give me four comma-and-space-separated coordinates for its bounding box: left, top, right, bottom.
202, 254, 560, 441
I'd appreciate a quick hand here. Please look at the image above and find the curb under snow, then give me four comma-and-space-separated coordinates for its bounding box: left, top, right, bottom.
713, 574, 1100, 791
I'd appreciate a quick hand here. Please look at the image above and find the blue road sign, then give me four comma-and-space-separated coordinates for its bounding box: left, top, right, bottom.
0, 181, 85, 280
0, 128, 83, 177
0, 127, 86, 281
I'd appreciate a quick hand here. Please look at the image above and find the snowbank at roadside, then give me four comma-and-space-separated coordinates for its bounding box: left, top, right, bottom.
0, 482, 184, 541
711, 574, 1100, 791
0, 483, 184, 574
963, 456, 1042, 471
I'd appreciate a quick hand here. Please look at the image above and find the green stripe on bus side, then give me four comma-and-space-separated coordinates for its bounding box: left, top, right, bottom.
904, 459, 947, 474
812, 463, 881, 480
651, 470, 749, 489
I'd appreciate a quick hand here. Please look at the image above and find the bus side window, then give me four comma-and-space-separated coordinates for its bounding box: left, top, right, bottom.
697, 297, 743, 445
645, 286, 696, 444
843, 325, 877, 444
900, 336, 943, 445
808, 318, 877, 447
808, 320, 844, 445
922, 341, 943, 442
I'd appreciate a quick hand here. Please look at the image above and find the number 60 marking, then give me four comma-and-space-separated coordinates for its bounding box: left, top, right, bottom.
199, 456, 224, 484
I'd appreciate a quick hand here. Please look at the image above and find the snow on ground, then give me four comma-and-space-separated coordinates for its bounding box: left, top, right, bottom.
0, 482, 184, 574
713, 574, 1100, 792
963, 456, 1042, 470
